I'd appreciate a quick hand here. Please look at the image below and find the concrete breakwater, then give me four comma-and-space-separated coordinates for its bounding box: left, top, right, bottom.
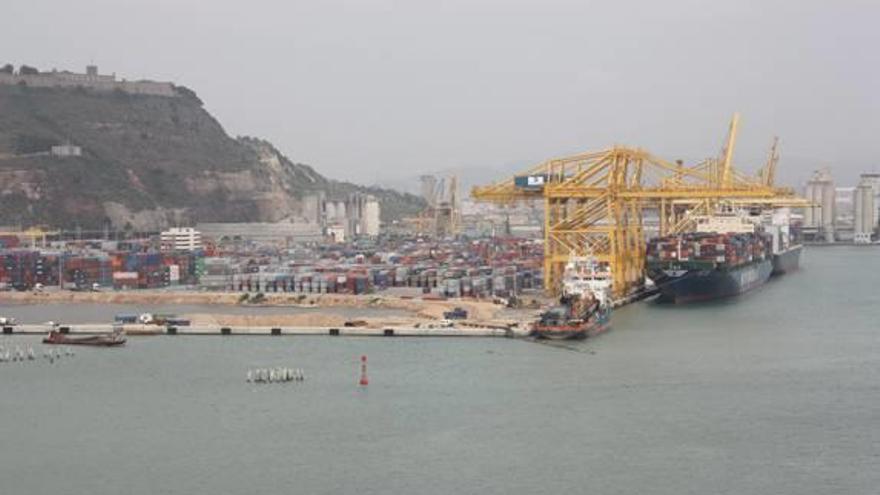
6, 323, 521, 338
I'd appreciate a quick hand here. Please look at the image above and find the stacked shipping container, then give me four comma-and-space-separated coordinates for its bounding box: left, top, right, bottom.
646, 232, 770, 270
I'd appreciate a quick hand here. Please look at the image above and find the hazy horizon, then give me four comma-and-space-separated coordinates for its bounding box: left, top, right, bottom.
6, 0, 879, 189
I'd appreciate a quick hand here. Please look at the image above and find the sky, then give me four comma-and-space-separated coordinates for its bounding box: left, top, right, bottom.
4, 0, 880, 189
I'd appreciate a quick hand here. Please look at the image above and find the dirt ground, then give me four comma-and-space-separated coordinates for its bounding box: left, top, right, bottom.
0, 290, 513, 327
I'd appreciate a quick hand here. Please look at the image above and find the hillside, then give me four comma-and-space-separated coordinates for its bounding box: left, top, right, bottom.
0, 83, 423, 230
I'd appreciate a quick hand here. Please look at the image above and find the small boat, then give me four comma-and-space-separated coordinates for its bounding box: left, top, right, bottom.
43, 329, 126, 347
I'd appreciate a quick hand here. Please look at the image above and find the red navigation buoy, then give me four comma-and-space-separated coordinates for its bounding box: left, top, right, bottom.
359, 355, 369, 386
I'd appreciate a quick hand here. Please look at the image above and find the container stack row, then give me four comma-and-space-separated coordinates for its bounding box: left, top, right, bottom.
646, 232, 770, 269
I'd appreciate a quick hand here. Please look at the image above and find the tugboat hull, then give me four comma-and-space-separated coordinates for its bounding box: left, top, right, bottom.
43, 331, 126, 347
532, 307, 611, 340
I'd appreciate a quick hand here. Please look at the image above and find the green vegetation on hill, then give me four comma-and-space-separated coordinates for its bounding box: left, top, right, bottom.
0, 84, 423, 229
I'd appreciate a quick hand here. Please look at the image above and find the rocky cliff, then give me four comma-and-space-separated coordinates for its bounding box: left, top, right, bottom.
0, 83, 423, 230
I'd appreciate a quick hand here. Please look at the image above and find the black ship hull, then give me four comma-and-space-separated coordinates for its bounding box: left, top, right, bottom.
649, 259, 773, 304
771, 245, 802, 275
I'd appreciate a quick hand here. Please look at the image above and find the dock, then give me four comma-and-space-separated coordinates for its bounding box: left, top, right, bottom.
3, 323, 519, 338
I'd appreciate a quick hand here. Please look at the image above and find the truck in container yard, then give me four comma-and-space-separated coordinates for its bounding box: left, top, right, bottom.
646, 212, 778, 304
114, 314, 139, 324
443, 307, 469, 320
115, 313, 191, 326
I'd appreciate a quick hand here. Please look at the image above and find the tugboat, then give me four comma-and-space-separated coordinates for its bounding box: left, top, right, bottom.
531, 256, 612, 340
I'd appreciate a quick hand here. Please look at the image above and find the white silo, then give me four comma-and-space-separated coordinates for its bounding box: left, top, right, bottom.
363, 196, 381, 236
865, 181, 876, 238
335, 201, 347, 223
805, 169, 835, 241
803, 174, 821, 228
854, 178, 875, 244
857, 173, 880, 226
325, 201, 337, 223
420, 175, 438, 207
820, 176, 835, 242
854, 185, 864, 242
804, 182, 816, 227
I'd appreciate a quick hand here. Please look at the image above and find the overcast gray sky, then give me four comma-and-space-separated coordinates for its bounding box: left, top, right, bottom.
5, 0, 879, 188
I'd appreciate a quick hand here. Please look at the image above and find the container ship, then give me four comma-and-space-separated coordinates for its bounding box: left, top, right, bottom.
532, 256, 611, 340
646, 213, 774, 304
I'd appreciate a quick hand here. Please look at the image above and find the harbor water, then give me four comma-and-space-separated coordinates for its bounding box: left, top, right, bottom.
0, 247, 877, 494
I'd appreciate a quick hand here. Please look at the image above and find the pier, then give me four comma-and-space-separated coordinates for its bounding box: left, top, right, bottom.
4, 323, 519, 338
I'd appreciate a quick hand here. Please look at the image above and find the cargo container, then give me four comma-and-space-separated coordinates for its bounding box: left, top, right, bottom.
113, 271, 139, 290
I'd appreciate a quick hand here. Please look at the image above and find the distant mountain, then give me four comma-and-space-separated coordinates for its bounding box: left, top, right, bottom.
0, 79, 423, 230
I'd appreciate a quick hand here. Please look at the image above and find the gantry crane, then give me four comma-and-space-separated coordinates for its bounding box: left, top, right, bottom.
471, 115, 807, 299
0, 227, 61, 248
413, 174, 461, 237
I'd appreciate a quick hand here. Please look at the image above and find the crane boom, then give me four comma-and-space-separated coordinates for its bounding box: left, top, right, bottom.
719, 113, 739, 188
471, 115, 806, 299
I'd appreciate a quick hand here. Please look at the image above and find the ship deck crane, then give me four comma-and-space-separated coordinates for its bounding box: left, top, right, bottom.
471, 115, 808, 299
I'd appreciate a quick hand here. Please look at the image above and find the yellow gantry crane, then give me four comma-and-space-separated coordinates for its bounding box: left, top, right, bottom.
471, 115, 808, 299
0, 227, 61, 248
412, 174, 461, 237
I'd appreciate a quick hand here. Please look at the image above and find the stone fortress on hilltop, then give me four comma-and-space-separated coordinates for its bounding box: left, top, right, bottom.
0, 64, 177, 97
0, 63, 425, 230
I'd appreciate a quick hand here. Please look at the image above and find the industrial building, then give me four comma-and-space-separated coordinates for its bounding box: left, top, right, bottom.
326, 225, 346, 243
160, 227, 202, 252
854, 177, 876, 244
410, 174, 461, 237
196, 222, 323, 245
459, 199, 543, 238
339, 193, 380, 238
50, 144, 82, 157
835, 187, 855, 239
196, 192, 380, 246
856, 173, 880, 228
803, 168, 836, 243
811, 171, 879, 244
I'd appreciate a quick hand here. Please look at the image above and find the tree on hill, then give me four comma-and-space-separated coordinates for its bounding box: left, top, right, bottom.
14, 134, 58, 154
173, 85, 202, 105
19, 65, 39, 75
0, 64, 13, 74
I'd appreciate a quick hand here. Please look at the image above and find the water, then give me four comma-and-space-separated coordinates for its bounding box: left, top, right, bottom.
0, 247, 877, 494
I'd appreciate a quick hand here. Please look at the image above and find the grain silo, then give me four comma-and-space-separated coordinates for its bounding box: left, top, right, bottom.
854, 177, 875, 244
